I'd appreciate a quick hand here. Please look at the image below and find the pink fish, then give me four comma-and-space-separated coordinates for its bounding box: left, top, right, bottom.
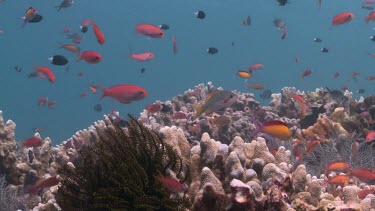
28, 176, 59, 194
99, 84, 148, 104
172, 36, 178, 55
157, 176, 185, 193
129, 50, 154, 62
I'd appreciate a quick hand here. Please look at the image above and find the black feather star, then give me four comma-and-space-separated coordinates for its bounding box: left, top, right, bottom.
55, 115, 191, 210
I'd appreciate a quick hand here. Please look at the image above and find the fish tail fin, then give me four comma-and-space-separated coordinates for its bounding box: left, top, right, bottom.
249, 119, 263, 138
366, 16, 370, 24
192, 104, 205, 120
76, 54, 82, 62
99, 86, 108, 100
128, 47, 134, 58
27, 185, 39, 195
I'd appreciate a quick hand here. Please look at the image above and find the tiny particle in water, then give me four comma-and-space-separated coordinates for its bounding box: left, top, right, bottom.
141, 67, 146, 74
194, 10, 206, 19
207, 47, 218, 54
80, 25, 88, 33
158, 24, 170, 30
231, 42, 235, 46
94, 103, 102, 112
358, 88, 366, 94
49, 55, 69, 66
314, 38, 322, 42
321, 47, 328, 53
14, 65, 22, 72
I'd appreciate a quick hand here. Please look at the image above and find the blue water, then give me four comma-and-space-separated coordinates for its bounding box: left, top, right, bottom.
0, 0, 373, 144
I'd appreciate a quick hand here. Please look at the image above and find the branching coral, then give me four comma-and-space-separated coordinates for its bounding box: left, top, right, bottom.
55, 115, 191, 210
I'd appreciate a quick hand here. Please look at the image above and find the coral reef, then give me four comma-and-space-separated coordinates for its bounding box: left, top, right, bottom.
0, 82, 375, 210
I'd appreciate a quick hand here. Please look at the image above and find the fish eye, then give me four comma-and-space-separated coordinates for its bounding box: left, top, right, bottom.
95, 56, 100, 60
160, 33, 163, 35
229, 94, 233, 98
139, 91, 144, 95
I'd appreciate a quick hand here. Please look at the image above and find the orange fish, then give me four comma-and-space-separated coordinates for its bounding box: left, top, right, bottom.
129, 50, 154, 62
237, 70, 252, 79
325, 161, 351, 174
366, 131, 375, 142
325, 175, 350, 187
172, 35, 178, 55
331, 12, 354, 28
59, 43, 80, 55
136, 24, 164, 38
246, 83, 266, 90
252, 120, 292, 140
88, 85, 98, 94
99, 84, 148, 104
349, 168, 375, 184
29, 66, 56, 83
92, 23, 104, 45
291, 94, 310, 117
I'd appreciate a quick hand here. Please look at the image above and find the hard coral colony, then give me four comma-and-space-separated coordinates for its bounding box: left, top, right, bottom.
0, 82, 374, 210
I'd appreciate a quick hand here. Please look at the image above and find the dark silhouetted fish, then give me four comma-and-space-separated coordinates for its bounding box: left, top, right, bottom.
158, 24, 170, 30
49, 55, 68, 66
314, 38, 322, 42
195, 10, 206, 19
325, 87, 346, 102
321, 47, 328, 53
93, 104, 102, 112
207, 47, 218, 54
300, 105, 325, 129
277, 0, 289, 6
260, 89, 272, 99
56, 0, 74, 12
160, 104, 172, 113
358, 88, 366, 94
80, 25, 88, 33
28, 14, 43, 23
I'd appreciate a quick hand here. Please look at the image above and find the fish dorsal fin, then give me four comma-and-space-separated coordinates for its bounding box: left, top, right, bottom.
206, 90, 221, 101
263, 120, 287, 127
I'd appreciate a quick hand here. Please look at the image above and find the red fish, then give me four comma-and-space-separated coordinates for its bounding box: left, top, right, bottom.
48, 100, 57, 109
349, 168, 375, 184
157, 176, 185, 193
291, 94, 309, 116
80, 92, 88, 97
88, 85, 98, 94
136, 24, 164, 38
340, 86, 349, 91
248, 63, 264, 71
172, 36, 178, 55
252, 120, 292, 140
99, 84, 148, 104
332, 72, 340, 78
325, 161, 351, 174
145, 103, 163, 113
28, 175, 59, 194
129, 51, 154, 62
21, 137, 43, 148
78, 51, 102, 64
173, 111, 187, 119
301, 69, 313, 78
306, 140, 320, 153
366, 131, 375, 142
295, 56, 299, 63
30, 66, 56, 83
37, 97, 48, 107
357, 189, 375, 199
81, 19, 94, 26
92, 24, 104, 45
352, 71, 361, 77
365, 11, 375, 23
367, 76, 375, 80
331, 12, 354, 29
